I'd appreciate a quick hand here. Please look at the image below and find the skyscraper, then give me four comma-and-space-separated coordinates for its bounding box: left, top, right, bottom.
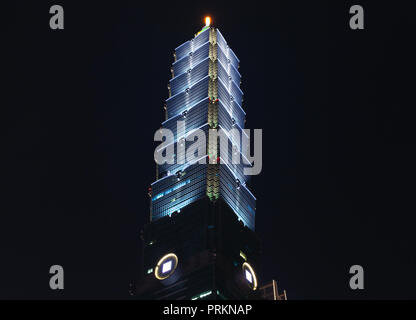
136, 19, 269, 300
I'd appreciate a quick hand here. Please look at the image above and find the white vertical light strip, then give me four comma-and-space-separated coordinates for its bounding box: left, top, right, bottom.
272, 280, 278, 300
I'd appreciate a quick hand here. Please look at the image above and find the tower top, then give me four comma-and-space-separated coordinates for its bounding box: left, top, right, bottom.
195, 17, 211, 37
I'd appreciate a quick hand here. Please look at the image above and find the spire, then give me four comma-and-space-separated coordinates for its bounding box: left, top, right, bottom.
195, 16, 211, 36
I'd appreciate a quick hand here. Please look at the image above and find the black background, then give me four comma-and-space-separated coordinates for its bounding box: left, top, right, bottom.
1, 0, 416, 299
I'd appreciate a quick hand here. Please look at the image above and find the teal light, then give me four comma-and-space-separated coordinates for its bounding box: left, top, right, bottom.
191, 290, 212, 300
152, 179, 191, 201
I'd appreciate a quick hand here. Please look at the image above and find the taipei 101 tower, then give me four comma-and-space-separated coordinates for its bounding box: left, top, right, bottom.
136, 17, 286, 300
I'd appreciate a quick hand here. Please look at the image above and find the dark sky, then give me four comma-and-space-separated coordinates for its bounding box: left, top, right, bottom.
2, 1, 416, 299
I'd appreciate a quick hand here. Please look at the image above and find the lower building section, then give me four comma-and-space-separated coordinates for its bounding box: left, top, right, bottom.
151, 162, 256, 230
137, 197, 261, 300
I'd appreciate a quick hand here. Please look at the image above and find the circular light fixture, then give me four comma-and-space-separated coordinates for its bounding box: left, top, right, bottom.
242, 262, 258, 290
154, 253, 178, 280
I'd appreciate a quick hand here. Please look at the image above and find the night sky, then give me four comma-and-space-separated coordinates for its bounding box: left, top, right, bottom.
2, 1, 416, 299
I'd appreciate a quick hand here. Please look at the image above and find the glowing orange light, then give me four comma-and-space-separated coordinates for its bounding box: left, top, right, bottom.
205, 16, 211, 27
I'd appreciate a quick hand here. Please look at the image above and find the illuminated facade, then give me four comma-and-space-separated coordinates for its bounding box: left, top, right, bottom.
150, 24, 256, 230
137, 20, 265, 300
